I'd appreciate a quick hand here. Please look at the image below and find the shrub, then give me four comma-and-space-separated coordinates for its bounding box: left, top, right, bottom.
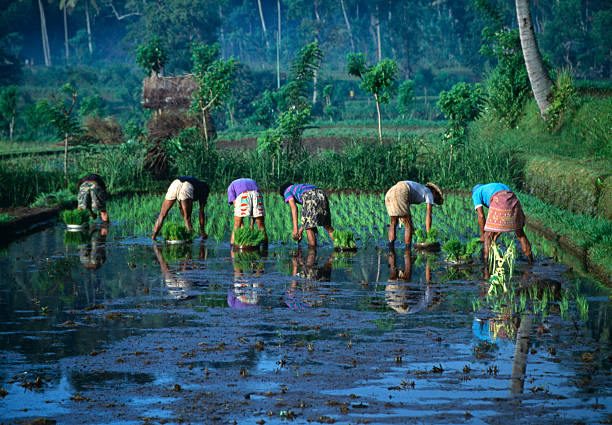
334, 230, 357, 249
84, 116, 124, 145
546, 67, 577, 131
162, 223, 193, 242
0, 213, 15, 224
234, 227, 265, 247
61, 208, 90, 225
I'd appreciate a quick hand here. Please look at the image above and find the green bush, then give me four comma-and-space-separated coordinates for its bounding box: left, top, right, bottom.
234, 227, 265, 247
61, 208, 90, 225
334, 230, 357, 249
546, 68, 577, 131
0, 213, 15, 224
162, 223, 193, 242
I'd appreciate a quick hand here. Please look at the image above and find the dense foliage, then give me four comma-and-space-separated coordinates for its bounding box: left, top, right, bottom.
442, 236, 481, 262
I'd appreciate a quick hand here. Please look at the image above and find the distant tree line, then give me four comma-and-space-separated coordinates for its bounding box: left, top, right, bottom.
0, 0, 610, 85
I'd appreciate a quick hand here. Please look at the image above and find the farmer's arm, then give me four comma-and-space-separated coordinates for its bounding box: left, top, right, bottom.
288, 198, 302, 240
199, 202, 207, 238
476, 206, 486, 241
426, 203, 432, 232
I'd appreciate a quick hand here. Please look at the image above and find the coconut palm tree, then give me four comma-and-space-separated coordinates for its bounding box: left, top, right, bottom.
515, 0, 553, 119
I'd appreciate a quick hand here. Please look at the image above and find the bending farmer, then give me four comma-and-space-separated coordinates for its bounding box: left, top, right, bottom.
227, 178, 267, 244
385, 181, 443, 247
152, 176, 209, 240
77, 173, 109, 222
472, 183, 533, 263
279, 183, 334, 247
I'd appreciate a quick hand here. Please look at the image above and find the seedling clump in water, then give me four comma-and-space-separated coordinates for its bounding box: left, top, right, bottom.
61, 209, 90, 225
234, 227, 265, 247
162, 223, 194, 242
334, 230, 357, 250
442, 236, 481, 262
415, 228, 439, 244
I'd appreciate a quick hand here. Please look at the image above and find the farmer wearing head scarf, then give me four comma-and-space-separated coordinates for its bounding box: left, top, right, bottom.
384, 181, 444, 247
472, 183, 533, 263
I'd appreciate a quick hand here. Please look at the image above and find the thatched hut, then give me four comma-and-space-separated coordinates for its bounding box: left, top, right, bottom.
142, 74, 216, 139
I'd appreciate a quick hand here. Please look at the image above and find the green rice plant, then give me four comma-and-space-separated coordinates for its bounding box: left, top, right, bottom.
559, 293, 570, 321
334, 230, 357, 249
234, 227, 265, 247
415, 227, 439, 244
233, 251, 263, 272
162, 223, 194, 242
487, 241, 516, 294
61, 208, 90, 225
442, 236, 480, 262
576, 295, 589, 321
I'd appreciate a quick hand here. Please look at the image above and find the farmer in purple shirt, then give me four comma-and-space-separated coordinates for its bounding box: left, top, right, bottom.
227, 178, 267, 244
279, 183, 334, 247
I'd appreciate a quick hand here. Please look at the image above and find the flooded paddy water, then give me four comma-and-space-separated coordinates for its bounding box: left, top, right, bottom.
1, 194, 611, 424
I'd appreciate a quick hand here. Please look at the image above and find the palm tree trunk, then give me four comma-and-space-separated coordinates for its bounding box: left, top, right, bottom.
276, 0, 281, 89
375, 4, 382, 62
515, 0, 553, 119
340, 0, 355, 52
257, 0, 270, 49
64, 132, 69, 187
374, 94, 382, 144
63, 6, 70, 62
85, 1, 93, 55
38, 0, 51, 66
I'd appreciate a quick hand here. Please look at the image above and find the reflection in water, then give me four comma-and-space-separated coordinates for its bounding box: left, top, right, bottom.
153, 244, 194, 300
228, 250, 264, 308
78, 225, 108, 270
285, 247, 332, 310
385, 248, 437, 314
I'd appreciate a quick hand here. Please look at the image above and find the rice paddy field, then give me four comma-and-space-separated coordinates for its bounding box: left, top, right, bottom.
0, 192, 610, 424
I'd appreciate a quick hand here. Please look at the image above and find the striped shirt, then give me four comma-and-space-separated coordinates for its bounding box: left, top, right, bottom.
283, 184, 317, 204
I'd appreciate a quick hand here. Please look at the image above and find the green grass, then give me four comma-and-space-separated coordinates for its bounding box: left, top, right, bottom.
0, 213, 15, 223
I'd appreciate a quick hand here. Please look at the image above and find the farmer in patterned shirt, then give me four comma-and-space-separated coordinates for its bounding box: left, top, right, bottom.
227, 178, 267, 245
472, 183, 533, 263
77, 173, 109, 223
279, 183, 335, 247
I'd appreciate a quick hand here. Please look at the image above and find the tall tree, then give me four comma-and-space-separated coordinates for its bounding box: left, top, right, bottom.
347, 53, 398, 143
59, 0, 77, 63
0, 85, 18, 142
257, 0, 270, 49
515, 0, 552, 119
38, 0, 52, 66
339, 0, 355, 52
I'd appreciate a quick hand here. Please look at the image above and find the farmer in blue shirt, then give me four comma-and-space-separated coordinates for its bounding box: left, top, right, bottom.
152, 176, 209, 240
279, 183, 334, 247
472, 183, 533, 263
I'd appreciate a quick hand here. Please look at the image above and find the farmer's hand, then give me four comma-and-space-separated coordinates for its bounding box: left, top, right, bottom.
292, 229, 303, 242
151, 233, 157, 241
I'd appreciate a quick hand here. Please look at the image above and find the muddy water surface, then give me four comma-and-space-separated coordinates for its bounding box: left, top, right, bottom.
0, 225, 611, 424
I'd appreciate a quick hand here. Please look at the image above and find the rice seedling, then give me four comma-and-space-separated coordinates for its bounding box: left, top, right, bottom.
162, 223, 194, 242
234, 227, 266, 247
61, 208, 90, 225
333, 230, 357, 250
